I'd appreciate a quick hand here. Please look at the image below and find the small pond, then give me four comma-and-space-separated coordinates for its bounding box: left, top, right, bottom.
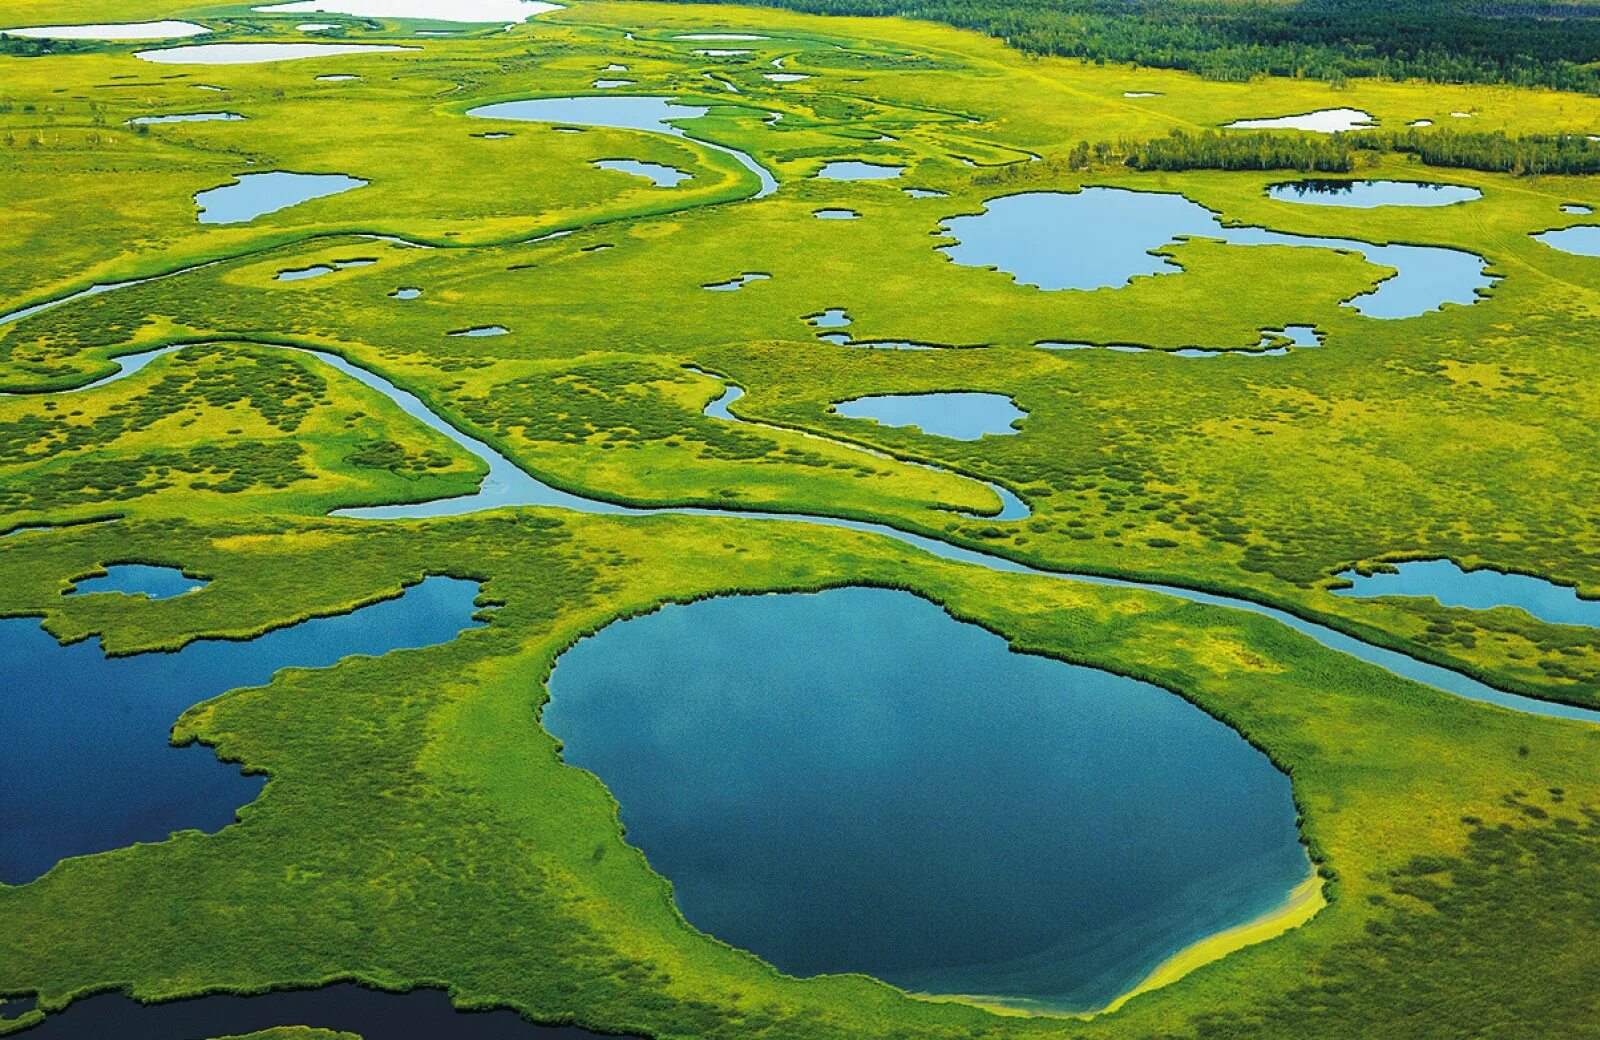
593, 78, 634, 89
543, 588, 1309, 1011
704, 272, 769, 291
276, 257, 374, 281
832, 391, 1024, 440
391, 286, 423, 299
812, 207, 858, 219
128, 111, 242, 125
938, 187, 1492, 319
904, 187, 946, 199
1266, 179, 1482, 208
448, 325, 509, 337
764, 72, 808, 82
1533, 224, 1600, 257
252, 0, 561, 22
195, 171, 366, 224
137, 43, 413, 64
593, 159, 690, 187
1334, 559, 1600, 629
66, 564, 207, 600
1225, 108, 1374, 132
0, 575, 479, 885
1123, 90, 1160, 97
816, 160, 903, 181
1561, 204, 1592, 215
466, 95, 776, 198
1, 20, 208, 39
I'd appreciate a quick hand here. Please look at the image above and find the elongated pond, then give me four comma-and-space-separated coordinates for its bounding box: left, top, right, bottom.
543, 588, 1310, 1011
1335, 559, 1600, 628
1267, 180, 1482, 208
0, 575, 479, 884
938, 187, 1493, 319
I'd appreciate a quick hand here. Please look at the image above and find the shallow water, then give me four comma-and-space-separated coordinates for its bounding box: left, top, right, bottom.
1123, 91, 1160, 98
1042, 325, 1320, 358
466, 95, 777, 199
812, 207, 859, 219
1267, 179, 1481, 208
252, 0, 561, 22
904, 187, 947, 198
391, 286, 423, 299
594, 158, 690, 186
0, 576, 479, 884
67, 564, 207, 600
703, 272, 769, 291
1, 20, 208, 39
938, 187, 1492, 319
127, 111, 242, 125
808, 307, 850, 327
544, 588, 1309, 1011
137, 42, 412, 64
448, 325, 509, 337
833, 391, 1025, 440
276, 257, 374, 281
1335, 559, 1600, 628
816, 160, 902, 180
593, 79, 634, 89
695, 48, 751, 56
195, 171, 366, 223
764, 72, 808, 82
1561, 203, 1593, 215
1225, 108, 1374, 132
1533, 224, 1600, 256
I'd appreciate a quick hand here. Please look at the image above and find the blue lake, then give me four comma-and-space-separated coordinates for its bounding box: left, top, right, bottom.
594, 159, 691, 187
543, 588, 1309, 1011
195, 171, 366, 224
466, 95, 777, 199
1533, 224, 1600, 257
67, 563, 208, 600
938, 187, 1493, 319
813, 207, 859, 219
0, 575, 479, 885
816, 160, 903, 180
1266, 180, 1482, 208
704, 272, 769, 291
833, 391, 1024, 440
1334, 559, 1600, 629
276, 258, 374, 281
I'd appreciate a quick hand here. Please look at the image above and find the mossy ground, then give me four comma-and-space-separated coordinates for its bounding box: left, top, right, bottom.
2, 1, 1599, 1037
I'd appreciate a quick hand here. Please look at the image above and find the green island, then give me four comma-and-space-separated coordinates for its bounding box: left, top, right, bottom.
1, 0, 1598, 1036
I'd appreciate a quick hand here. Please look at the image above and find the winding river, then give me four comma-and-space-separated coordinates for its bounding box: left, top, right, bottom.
36, 341, 1600, 726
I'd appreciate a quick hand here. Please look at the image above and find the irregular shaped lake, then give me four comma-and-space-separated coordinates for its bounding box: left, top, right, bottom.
816, 160, 903, 180
66, 563, 207, 600
1226, 108, 1374, 132
1335, 559, 1600, 629
543, 588, 1309, 1011
1267, 179, 1482, 208
1, 20, 208, 39
137, 43, 413, 64
833, 391, 1024, 440
466, 95, 776, 199
593, 159, 690, 186
0, 575, 480, 884
195, 171, 366, 224
938, 187, 1492, 319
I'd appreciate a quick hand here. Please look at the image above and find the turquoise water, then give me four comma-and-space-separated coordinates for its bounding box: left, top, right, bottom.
466, 95, 777, 199
194, 171, 366, 224
938, 187, 1492, 319
0, 575, 480, 884
67, 563, 207, 599
833, 391, 1025, 440
1335, 559, 1600, 628
1267, 180, 1482, 208
543, 588, 1309, 1011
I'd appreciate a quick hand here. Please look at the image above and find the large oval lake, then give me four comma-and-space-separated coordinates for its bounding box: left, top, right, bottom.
543, 587, 1309, 1012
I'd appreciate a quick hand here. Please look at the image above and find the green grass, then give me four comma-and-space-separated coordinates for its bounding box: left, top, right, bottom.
2, 1, 1599, 1037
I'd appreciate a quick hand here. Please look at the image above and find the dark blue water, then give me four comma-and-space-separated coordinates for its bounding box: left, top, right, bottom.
938, 187, 1492, 319
1335, 559, 1600, 628
833, 392, 1025, 440
0, 575, 480, 885
543, 589, 1308, 1011
194, 171, 366, 224
66, 564, 207, 600
1266, 180, 1481, 208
